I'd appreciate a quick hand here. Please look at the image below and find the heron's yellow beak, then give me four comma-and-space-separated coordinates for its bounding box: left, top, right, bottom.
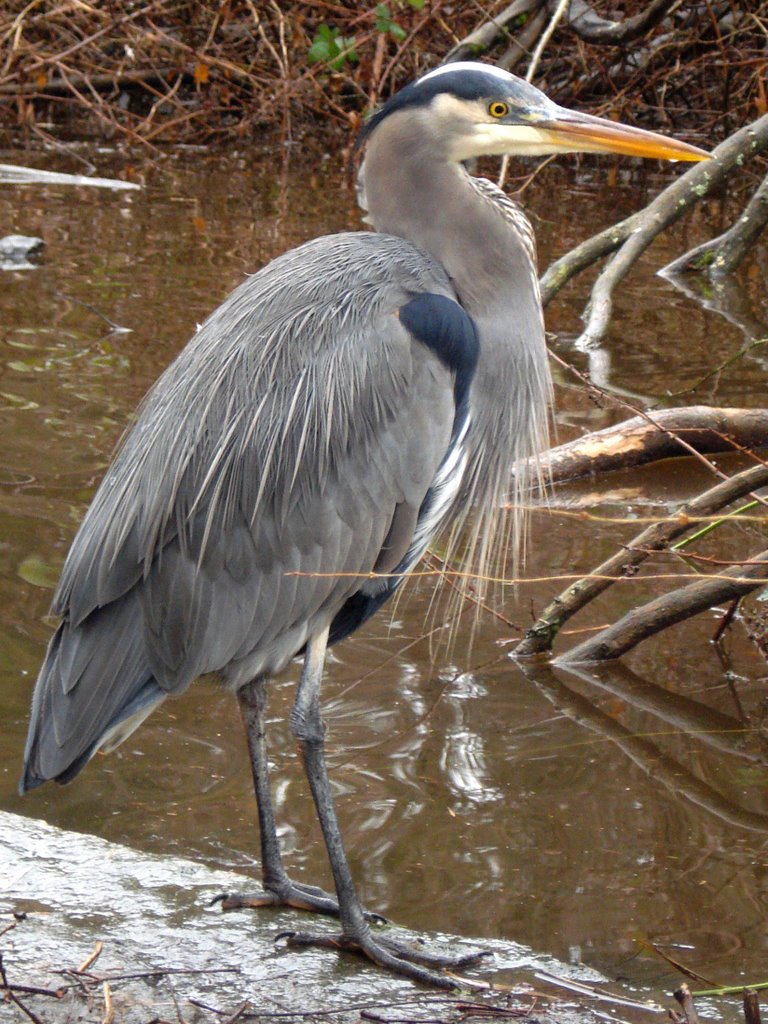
538, 108, 710, 162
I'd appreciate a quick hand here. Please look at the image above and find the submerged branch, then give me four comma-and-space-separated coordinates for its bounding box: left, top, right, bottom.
522, 662, 768, 833
662, 171, 768, 279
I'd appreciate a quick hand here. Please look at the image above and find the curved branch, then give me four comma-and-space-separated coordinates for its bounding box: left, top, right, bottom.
557, 549, 768, 665
540, 211, 640, 306
561, 0, 677, 45
540, 112, 768, 317
576, 115, 768, 346
513, 461, 768, 658
662, 171, 768, 279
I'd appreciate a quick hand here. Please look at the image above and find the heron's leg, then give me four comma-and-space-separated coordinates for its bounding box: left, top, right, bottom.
215, 675, 341, 916
283, 627, 488, 988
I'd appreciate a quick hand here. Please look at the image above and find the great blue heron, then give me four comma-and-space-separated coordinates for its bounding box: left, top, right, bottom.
20, 62, 708, 986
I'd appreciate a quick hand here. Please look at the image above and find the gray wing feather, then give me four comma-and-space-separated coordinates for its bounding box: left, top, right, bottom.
23, 232, 458, 785
22, 594, 162, 787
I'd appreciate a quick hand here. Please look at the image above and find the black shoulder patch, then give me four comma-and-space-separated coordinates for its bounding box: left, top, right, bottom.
399, 292, 479, 410
328, 294, 479, 650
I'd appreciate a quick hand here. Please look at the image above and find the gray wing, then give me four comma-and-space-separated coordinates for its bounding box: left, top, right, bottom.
21, 231, 458, 788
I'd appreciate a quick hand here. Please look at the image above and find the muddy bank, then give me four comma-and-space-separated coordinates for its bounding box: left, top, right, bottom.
3, 810, 642, 1023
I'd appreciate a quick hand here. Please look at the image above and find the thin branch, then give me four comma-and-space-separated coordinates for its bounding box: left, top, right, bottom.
526, 0, 569, 81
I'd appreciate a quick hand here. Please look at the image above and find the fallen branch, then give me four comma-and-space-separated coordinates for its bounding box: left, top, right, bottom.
514, 461, 768, 657
445, 0, 540, 63
557, 548, 768, 665
0, 66, 179, 95
498, 5, 548, 73
522, 661, 768, 832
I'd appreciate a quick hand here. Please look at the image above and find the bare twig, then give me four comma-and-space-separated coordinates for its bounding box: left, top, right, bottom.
0, 952, 44, 1024
78, 941, 104, 973
526, 0, 569, 81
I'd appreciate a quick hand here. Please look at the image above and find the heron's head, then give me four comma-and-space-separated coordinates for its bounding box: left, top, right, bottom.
361, 62, 709, 164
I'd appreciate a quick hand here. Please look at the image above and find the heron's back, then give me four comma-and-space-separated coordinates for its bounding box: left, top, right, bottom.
21, 231, 462, 788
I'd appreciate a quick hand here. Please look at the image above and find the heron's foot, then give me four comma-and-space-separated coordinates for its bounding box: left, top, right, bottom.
212, 882, 387, 925
278, 927, 491, 989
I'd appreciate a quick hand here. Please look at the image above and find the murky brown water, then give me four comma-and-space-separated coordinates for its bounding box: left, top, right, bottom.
2, 147, 768, 1009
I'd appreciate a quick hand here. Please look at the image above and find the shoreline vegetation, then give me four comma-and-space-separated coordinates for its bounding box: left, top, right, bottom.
0, 1, 764, 149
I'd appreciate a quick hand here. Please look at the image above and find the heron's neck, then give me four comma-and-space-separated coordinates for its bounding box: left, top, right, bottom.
361, 124, 533, 318
362, 117, 552, 575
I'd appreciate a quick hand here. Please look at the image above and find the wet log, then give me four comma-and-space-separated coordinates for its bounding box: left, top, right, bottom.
536, 407, 768, 484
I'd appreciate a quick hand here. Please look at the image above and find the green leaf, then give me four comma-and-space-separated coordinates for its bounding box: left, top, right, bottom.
307, 24, 358, 70
374, 3, 406, 40
307, 24, 334, 64
18, 554, 60, 589
374, 3, 393, 32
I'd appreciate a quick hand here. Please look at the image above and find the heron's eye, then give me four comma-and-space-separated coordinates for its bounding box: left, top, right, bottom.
488, 101, 509, 118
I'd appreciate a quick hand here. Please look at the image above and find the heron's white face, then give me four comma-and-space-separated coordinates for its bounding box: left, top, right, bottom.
429, 93, 568, 161
416, 64, 709, 164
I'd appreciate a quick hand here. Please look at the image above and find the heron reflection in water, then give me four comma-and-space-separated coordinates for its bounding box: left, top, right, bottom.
20, 63, 709, 986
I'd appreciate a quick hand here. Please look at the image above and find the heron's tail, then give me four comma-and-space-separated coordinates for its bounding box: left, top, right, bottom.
19, 594, 166, 794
